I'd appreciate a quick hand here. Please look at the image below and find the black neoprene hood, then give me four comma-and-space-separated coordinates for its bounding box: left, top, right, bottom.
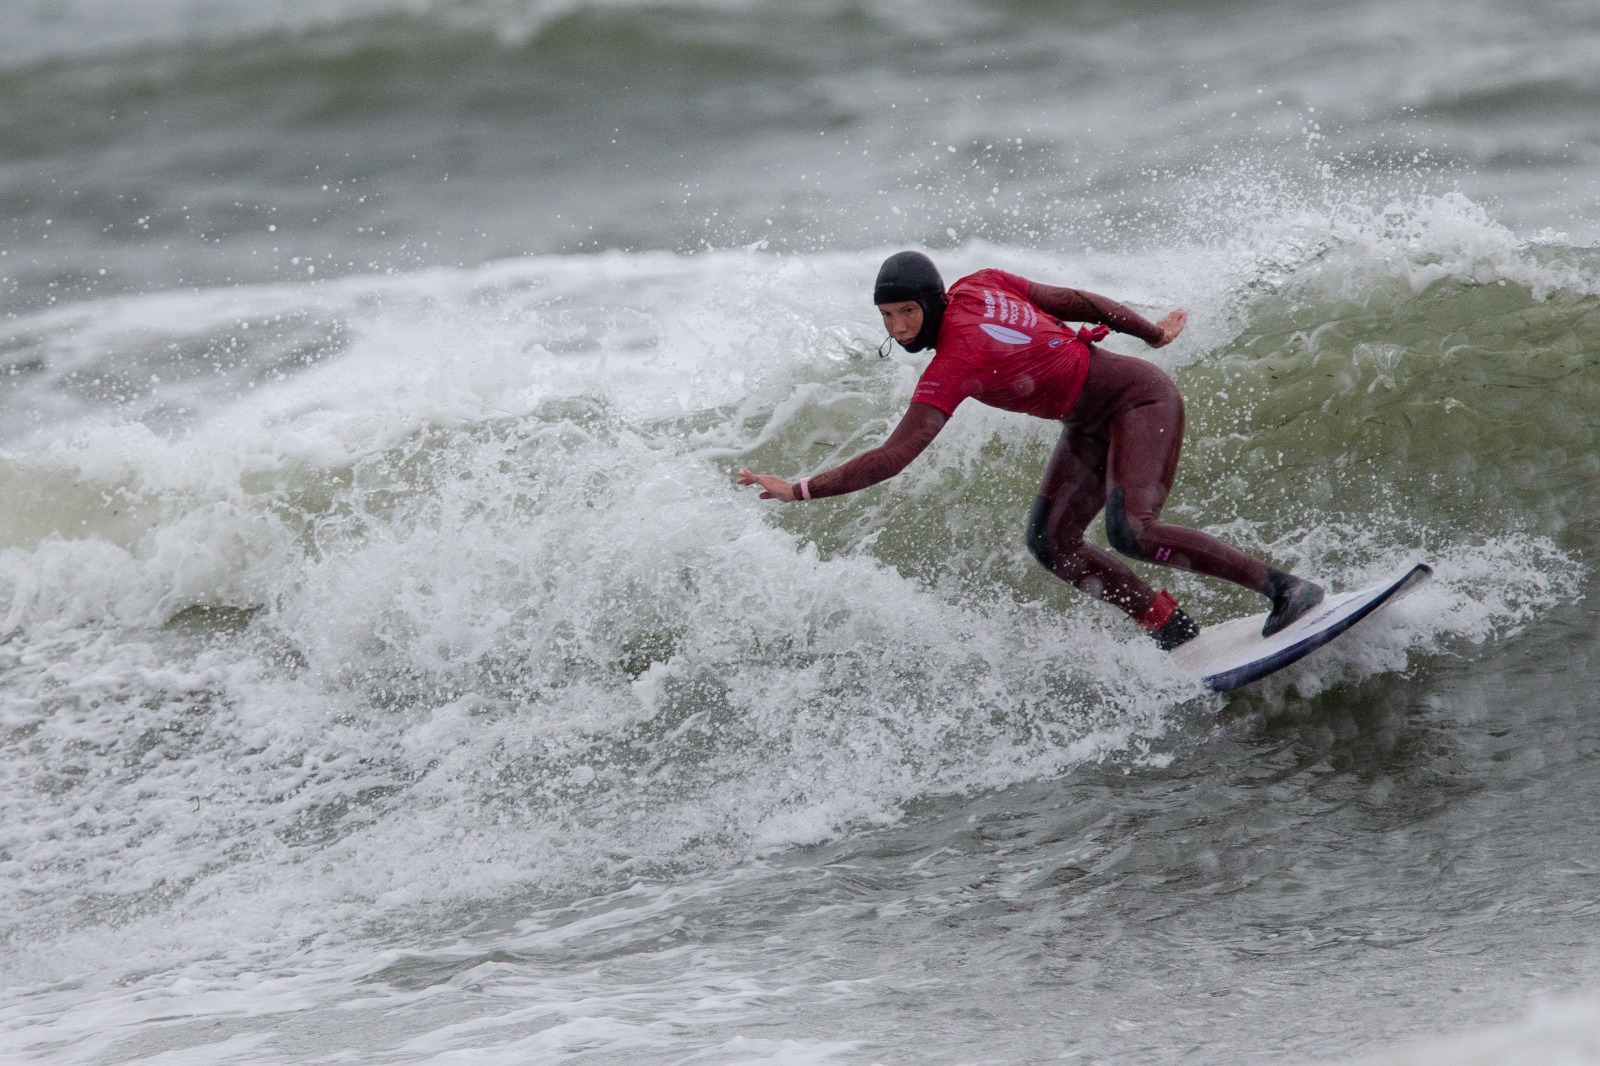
873, 251, 947, 353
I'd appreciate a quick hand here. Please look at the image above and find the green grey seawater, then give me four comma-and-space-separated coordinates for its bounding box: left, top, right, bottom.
2, 0, 1598, 312
2, 2, 1600, 1064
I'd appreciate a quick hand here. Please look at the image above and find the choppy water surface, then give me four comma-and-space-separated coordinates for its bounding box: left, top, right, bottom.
4, 1, 1600, 1063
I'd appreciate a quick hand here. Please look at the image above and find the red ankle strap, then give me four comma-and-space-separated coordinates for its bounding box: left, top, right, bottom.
1139, 590, 1178, 632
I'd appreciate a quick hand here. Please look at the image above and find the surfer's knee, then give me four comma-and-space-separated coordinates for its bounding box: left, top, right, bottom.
1026, 495, 1054, 569
1104, 487, 1149, 560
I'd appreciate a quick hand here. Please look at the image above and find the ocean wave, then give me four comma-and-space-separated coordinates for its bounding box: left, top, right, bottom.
4, 1, 1600, 1059
1, 200, 1592, 976
0, 0, 796, 70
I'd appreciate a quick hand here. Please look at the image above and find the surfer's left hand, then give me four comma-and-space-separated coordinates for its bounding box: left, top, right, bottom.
1151, 309, 1187, 348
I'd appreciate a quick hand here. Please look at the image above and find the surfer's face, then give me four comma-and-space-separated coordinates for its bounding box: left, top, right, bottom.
879, 300, 924, 346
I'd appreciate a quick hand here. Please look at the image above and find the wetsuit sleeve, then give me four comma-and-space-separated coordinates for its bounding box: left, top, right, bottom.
806, 402, 949, 499
1025, 280, 1164, 346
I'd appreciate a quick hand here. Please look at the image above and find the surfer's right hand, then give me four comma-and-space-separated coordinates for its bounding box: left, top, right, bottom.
737, 470, 796, 502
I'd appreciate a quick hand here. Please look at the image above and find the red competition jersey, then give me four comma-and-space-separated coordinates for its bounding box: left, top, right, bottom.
910, 269, 1099, 420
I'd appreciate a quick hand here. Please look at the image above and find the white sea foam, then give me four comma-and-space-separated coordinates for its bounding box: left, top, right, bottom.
0, 247, 1184, 994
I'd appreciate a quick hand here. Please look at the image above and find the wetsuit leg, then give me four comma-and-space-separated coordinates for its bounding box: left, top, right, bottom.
1031, 421, 1162, 621
1034, 348, 1320, 639
1099, 357, 1272, 592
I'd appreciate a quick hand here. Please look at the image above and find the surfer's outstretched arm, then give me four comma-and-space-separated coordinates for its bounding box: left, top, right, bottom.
737, 401, 948, 502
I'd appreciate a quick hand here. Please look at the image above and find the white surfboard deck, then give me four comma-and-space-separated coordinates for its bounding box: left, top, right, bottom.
1170, 563, 1433, 693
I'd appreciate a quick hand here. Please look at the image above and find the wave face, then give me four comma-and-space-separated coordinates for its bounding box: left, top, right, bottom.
4, 1, 1600, 1064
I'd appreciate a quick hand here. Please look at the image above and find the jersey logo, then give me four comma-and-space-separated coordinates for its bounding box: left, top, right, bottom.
979, 323, 1032, 345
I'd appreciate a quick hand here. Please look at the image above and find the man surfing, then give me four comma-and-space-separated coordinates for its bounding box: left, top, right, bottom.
736, 251, 1324, 650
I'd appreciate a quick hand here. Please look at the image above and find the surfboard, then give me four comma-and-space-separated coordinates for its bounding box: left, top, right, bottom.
1170, 563, 1433, 693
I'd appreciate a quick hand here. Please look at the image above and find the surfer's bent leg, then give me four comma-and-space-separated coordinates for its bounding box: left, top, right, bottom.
1100, 366, 1268, 590
1030, 422, 1198, 649
1094, 351, 1323, 634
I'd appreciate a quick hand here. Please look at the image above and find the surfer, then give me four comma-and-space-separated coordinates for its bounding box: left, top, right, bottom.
736, 251, 1324, 650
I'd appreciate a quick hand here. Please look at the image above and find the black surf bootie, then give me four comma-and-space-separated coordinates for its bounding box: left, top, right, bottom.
1152, 607, 1200, 651
1261, 569, 1325, 637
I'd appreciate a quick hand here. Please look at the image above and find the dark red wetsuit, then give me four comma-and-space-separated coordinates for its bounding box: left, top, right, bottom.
805, 269, 1270, 626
